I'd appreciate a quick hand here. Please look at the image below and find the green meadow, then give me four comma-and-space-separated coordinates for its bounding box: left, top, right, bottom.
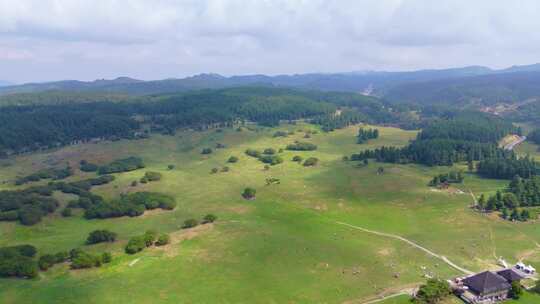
1, 123, 539, 303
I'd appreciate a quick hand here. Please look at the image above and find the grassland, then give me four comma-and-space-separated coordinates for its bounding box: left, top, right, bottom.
0, 123, 539, 303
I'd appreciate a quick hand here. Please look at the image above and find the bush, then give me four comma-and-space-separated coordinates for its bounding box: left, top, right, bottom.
228, 156, 239, 163
263, 148, 276, 155
167, 164, 175, 170
54, 251, 69, 263
202, 214, 217, 224
131, 180, 138, 187
0, 210, 19, 221
18, 207, 45, 226
242, 187, 256, 200
303, 157, 319, 167
413, 278, 451, 304
86, 230, 117, 244
125, 236, 146, 254
211, 168, 219, 174
201, 148, 213, 154
98, 157, 145, 175
101, 252, 112, 264
286, 142, 317, 151
61, 208, 72, 217
245, 149, 261, 158
509, 281, 523, 299
38, 254, 56, 271
292, 155, 303, 162
80, 161, 98, 172
155, 234, 170, 246
143, 230, 157, 247
259, 155, 283, 165
273, 131, 288, 137
221, 166, 230, 172
182, 219, 199, 229
141, 171, 162, 183
71, 250, 102, 269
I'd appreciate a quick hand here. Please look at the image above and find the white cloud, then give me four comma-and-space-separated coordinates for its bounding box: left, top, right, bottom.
1, 0, 540, 82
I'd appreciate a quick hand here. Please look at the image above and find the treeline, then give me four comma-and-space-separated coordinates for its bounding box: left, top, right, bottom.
350, 111, 515, 166
429, 171, 464, 187
97, 157, 145, 175
16, 167, 73, 185
527, 128, 540, 145
0, 87, 408, 156
357, 128, 379, 144
83, 192, 176, 219
476, 156, 539, 179
478, 175, 539, 221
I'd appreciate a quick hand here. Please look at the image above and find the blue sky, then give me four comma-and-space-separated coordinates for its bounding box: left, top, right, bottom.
1, 0, 540, 83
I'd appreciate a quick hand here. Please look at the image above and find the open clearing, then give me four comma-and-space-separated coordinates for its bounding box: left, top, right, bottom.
1, 123, 539, 303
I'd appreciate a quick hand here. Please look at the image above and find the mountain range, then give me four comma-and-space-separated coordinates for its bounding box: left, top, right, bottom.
2, 63, 540, 105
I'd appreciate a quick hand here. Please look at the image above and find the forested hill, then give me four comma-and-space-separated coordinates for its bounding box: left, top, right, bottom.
0, 87, 405, 156
384, 71, 540, 106
1, 65, 533, 96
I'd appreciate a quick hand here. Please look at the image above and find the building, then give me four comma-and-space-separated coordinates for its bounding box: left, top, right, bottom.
456, 268, 525, 303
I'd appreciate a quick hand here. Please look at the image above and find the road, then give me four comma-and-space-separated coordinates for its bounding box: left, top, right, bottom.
503, 135, 526, 150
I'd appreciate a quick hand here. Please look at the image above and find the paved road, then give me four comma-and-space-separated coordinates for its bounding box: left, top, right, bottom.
336, 221, 474, 275
503, 136, 526, 150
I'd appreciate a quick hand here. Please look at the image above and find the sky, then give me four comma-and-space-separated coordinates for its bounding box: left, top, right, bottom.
1, 0, 540, 83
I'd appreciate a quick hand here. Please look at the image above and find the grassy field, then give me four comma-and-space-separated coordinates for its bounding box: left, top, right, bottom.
1, 123, 539, 303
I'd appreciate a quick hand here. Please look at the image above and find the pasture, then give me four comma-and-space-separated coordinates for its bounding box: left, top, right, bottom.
0, 123, 538, 303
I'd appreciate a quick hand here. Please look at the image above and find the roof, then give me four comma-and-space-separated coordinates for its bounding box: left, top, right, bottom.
496, 268, 525, 282
462, 271, 511, 295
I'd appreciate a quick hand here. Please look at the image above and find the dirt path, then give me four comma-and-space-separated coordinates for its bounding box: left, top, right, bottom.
335, 221, 474, 275
358, 290, 411, 304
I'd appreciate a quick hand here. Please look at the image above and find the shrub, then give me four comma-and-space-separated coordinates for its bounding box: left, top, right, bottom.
303, 157, 319, 167
167, 164, 175, 170
259, 155, 283, 165
155, 234, 170, 246
292, 155, 303, 162
263, 148, 276, 155
71, 250, 102, 269
228, 156, 239, 163
182, 219, 199, 229
211, 168, 219, 174
54, 251, 69, 263
143, 230, 157, 247
61, 208, 72, 217
98, 157, 145, 175
18, 207, 45, 226
286, 142, 317, 151
131, 180, 138, 187
242, 187, 256, 200
86, 230, 117, 244
273, 131, 288, 137
38, 254, 56, 271
80, 161, 98, 172
101, 252, 112, 264
202, 214, 217, 224
413, 278, 451, 304
141, 171, 162, 182
245, 149, 261, 158
201, 148, 213, 155
509, 281, 523, 299
215, 143, 226, 149
125, 236, 146, 254
0, 210, 19, 221
221, 166, 230, 172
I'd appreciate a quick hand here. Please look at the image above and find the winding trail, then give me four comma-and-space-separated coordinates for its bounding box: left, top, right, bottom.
503, 135, 526, 150
335, 221, 474, 275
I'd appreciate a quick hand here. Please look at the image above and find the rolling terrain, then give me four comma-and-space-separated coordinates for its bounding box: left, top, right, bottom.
1, 122, 538, 303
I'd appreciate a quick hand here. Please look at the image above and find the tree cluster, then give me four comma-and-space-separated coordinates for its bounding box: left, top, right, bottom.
97, 156, 145, 175
357, 128, 379, 144
286, 142, 317, 151
429, 171, 464, 187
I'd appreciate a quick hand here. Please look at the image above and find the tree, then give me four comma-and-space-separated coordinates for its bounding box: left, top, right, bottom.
501, 208, 509, 219
211, 168, 219, 174
228, 156, 239, 163
202, 214, 217, 224
377, 167, 384, 175
363, 159, 369, 166
292, 155, 303, 162
183, 219, 199, 229
201, 148, 213, 154
303, 157, 319, 167
143, 230, 157, 247
509, 281, 523, 299
477, 194, 486, 211
413, 278, 451, 304
61, 208, 72, 217
242, 187, 256, 200
125, 236, 146, 254
467, 160, 474, 172
263, 148, 276, 155
86, 230, 117, 244
155, 234, 170, 246
167, 164, 175, 170
102, 252, 112, 263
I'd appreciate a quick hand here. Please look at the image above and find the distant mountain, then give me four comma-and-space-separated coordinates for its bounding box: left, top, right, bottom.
2, 63, 540, 97
384, 71, 540, 106
0, 80, 13, 87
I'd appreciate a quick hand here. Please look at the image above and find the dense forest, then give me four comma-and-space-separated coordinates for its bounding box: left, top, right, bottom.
351, 111, 515, 166
0, 87, 411, 155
